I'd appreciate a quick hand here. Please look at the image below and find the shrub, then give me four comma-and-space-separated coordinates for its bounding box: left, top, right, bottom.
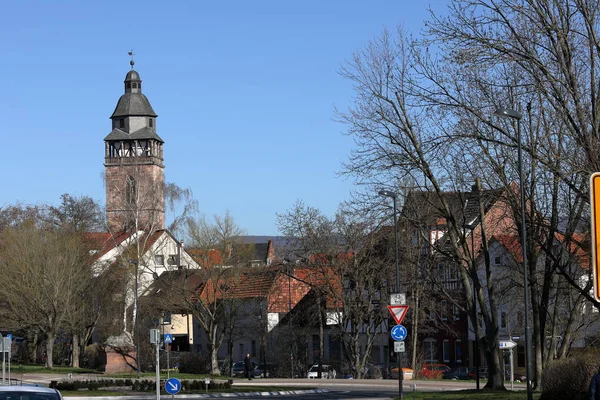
177, 353, 210, 374
541, 351, 600, 400
81, 344, 106, 370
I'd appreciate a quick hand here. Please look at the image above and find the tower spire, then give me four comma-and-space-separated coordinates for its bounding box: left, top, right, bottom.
128, 49, 135, 69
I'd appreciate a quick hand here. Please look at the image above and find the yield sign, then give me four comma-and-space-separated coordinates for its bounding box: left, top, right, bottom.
387, 305, 409, 324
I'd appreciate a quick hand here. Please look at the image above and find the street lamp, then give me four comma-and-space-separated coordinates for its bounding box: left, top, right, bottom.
287, 262, 294, 379
494, 107, 533, 400
378, 190, 403, 399
463, 224, 480, 390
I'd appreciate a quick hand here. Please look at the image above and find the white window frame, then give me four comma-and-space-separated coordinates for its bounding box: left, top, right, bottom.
443, 340, 450, 363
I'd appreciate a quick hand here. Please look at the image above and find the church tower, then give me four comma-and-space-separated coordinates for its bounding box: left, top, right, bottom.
104, 59, 165, 232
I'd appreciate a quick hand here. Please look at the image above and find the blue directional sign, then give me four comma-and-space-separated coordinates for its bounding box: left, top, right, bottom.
163, 334, 173, 344
391, 324, 408, 341
6, 334, 12, 340
164, 378, 181, 394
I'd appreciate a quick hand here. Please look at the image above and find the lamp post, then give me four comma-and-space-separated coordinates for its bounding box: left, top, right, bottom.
463, 224, 480, 390
494, 107, 533, 400
378, 190, 402, 399
288, 262, 294, 379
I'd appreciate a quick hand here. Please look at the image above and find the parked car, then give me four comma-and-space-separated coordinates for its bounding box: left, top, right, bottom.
375, 362, 396, 379
466, 367, 489, 380
232, 360, 256, 377
307, 364, 337, 379
477, 367, 489, 379
0, 385, 63, 400
253, 363, 278, 378
361, 363, 383, 379
419, 363, 451, 379
390, 367, 414, 380
504, 369, 526, 382
443, 366, 474, 380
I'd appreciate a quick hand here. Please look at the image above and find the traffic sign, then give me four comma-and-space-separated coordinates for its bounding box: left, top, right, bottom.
499, 340, 517, 350
387, 305, 409, 325
164, 378, 181, 394
390, 293, 406, 305
164, 334, 173, 344
394, 341, 405, 353
591, 173, 600, 301
391, 325, 408, 341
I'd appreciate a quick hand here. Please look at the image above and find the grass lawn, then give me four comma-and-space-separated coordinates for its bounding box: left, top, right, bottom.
399, 390, 542, 399
11, 365, 98, 374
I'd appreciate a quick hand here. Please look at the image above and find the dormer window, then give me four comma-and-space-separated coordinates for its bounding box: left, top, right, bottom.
149, 118, 153, 128
119, 119, 125, 128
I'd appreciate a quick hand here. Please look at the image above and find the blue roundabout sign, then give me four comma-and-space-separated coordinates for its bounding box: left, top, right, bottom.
390, 324, 408, 341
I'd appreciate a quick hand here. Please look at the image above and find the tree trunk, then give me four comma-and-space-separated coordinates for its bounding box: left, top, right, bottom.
72, 334, 80, 368
45, 334, 55, 369
209, 323, 220, 375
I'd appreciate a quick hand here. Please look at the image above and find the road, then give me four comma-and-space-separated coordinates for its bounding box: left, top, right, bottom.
13, 373, 527, 400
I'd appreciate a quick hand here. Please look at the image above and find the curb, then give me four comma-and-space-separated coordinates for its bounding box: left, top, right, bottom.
65, 388, 330, 399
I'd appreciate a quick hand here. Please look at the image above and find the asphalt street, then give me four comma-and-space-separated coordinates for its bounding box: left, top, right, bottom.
6, 373, 526, 400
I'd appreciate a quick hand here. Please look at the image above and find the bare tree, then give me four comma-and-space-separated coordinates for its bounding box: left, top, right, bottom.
337, 0, 600, 388
181, 211, 252, 374
277, 201, 393, 378
0, 225, 92, 368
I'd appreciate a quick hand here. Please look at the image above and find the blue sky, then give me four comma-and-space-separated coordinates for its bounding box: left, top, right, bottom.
0, 0, 448, 235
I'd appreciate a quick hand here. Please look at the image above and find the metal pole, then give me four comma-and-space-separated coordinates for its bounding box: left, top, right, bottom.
509, 348, 514, 391
517, 119, 533, 400
2, 338, 5, 385
471, 230, 480, 390
392, 195, 403, 400
156, 341, 160, 400
288, 264, 294, 379
133, 260, 141, 377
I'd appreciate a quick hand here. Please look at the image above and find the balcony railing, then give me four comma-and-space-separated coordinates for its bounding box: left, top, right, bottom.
105, 156, 164, 167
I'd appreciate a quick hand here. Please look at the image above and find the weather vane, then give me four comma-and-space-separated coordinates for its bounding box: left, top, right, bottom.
128, 49, 135, 69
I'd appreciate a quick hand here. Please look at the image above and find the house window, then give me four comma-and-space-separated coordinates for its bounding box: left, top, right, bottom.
494, 256, 502, 265
517, 311, 524, 328
424, 338, 437, 362
453, 304, 460, 320
132, 82, 137, 89
167, 255, 178, 266
119, 119, 125, 128
155, 255, 165, 266
441, 300, 448, 321
149, 118, 153, 128
443, 340, 450, 362
455, 339, 462, 362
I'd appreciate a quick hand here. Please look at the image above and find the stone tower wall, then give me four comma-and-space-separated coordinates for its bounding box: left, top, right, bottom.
105, 162, 164, 232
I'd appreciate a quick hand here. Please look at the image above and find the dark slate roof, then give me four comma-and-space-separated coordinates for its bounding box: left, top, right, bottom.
403, 187, 505, 228
111, 93, 157, 118
125, 70, 141, 82
104, 127, 164, 143
253, 242, 269, 261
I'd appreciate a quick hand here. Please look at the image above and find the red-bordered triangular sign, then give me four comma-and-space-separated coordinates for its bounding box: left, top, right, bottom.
387, 305, 409, 324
